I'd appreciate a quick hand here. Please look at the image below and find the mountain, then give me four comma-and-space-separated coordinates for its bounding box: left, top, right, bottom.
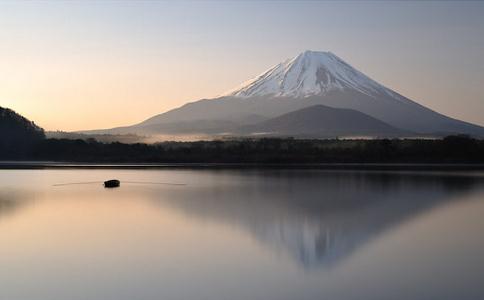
238, 105, 408, 137
0, 107, 45, 156
0, 107, 45, 141
84, 50, 484, 138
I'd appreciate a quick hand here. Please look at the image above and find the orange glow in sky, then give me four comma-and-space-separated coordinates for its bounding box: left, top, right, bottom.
1, 1, 483, 131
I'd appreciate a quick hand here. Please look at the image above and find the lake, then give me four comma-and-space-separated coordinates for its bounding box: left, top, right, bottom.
0, 169, 483, 300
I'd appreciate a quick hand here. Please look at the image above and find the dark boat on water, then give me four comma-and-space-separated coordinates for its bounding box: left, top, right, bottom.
104, 179, 120, 188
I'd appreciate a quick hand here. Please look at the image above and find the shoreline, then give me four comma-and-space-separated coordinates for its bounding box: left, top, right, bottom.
1, 161, 484, 171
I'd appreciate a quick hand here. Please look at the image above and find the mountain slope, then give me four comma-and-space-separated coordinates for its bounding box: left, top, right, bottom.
239, 105, 408, 137
0, 107, 45, 156
0, 107, 45, 142
85, 50, 484, 137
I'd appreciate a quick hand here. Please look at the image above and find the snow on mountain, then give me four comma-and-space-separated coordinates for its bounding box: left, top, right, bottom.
223, 50, 402, 100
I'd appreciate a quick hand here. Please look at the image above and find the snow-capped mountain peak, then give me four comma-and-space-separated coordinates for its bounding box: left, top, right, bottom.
223, 50, 393, 98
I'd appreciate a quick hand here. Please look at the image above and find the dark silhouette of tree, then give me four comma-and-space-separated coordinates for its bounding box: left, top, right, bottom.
0, 106, 45, 158
25, 135, 484, 164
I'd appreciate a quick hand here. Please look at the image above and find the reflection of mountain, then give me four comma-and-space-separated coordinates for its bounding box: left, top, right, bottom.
0, 190, 32, 220
153, 171, 483, 268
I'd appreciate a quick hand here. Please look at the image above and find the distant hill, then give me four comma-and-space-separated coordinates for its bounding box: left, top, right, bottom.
238, 105, 409, 138
0, 107, 45, 157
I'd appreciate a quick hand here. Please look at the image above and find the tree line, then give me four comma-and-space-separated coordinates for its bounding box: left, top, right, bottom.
2, 135, 483, 163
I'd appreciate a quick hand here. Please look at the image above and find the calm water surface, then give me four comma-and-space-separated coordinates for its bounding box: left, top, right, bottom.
0, 169, 483, 300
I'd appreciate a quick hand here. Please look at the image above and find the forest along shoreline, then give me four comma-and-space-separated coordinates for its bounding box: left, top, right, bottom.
2, 106, 484, 166
1, 135, 484, 167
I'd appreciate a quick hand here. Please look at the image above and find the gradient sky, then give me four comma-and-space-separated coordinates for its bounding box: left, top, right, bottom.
1, 1, 483, 131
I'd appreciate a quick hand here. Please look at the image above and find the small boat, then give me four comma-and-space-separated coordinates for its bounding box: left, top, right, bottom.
104, 179, 120, 188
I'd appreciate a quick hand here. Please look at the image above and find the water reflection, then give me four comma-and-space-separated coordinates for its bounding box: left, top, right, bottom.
0, 189, 33, 220
0, 170, 483, 300
154, 171, 484, 268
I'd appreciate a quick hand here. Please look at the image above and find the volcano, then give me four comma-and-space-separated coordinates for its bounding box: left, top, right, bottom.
85, 50, 484, 138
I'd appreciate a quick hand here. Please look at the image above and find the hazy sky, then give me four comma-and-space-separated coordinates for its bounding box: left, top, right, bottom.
1, 1, 483, 131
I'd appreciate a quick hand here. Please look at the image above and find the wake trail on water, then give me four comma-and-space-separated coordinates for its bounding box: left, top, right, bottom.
53, 181, 186, 187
